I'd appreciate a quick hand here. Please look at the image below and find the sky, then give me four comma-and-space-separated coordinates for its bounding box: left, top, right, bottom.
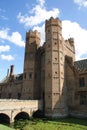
0, 0, 87, 81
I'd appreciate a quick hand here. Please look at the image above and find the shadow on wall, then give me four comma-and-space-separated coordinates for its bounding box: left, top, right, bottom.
48, 56, 77, 117
32, 110, 44, 118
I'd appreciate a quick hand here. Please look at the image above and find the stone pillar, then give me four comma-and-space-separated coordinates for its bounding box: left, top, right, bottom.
10, 110, 14, 123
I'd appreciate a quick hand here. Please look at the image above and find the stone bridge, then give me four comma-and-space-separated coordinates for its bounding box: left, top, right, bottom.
0, 99, 42, 123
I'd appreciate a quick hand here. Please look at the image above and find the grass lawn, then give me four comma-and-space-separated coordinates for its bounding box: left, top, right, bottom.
0, 124, 15, 130
14, 118, 87, 130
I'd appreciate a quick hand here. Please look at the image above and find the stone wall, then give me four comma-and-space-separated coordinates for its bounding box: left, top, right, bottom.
0, 99, 42, 123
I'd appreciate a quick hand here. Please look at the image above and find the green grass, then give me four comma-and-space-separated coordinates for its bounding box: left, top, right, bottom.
0, 124, 15, 130
14, 118, 87, 130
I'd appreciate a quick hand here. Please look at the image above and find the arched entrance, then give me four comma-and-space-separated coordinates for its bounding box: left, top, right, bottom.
14, 112, 29, 121
0, 113, 10, 124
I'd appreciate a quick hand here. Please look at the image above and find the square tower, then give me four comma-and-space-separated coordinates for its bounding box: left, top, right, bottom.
45, 17, 68, 117
22, 30, 41, 99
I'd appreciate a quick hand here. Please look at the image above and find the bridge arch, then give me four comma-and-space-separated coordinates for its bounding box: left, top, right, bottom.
0, 113, 10, 124
14, 111, 30, 121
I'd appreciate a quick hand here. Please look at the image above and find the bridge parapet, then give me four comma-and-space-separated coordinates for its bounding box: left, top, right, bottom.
0, 99, 42, 110
0, 99, 43, 123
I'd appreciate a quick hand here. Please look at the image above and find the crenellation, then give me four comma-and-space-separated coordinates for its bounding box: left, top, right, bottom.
46, 17, 62, 26
26, 30, 40, 39
26, 30, 40, 48
45, 17, 62, 33
0, 17, 87, 120
65, 38, 75, 52
64, 38, 75, 61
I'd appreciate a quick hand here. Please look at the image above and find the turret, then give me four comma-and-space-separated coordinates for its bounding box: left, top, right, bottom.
22, 30, 41, 99
45, 17, 62, 40
26, 30, 40, 48
64, 38, 75, 61
44, 17, 68, 118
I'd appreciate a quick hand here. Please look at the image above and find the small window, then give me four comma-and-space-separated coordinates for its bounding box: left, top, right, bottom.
54, 42, 57, 45
55, 58, 57, 60
29, 73, 33, 80
55, 71, 57, 74
79, 77, 85, 87
80, 93, 86, 105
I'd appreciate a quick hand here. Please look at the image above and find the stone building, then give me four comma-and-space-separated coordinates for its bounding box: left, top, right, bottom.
0, 17, 87, 118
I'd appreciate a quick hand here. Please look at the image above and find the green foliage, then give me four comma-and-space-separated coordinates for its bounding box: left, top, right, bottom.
0, 124, 15, 130
1, 118, 87, 130
14, 119, 29, 129
14, 118, 87, 130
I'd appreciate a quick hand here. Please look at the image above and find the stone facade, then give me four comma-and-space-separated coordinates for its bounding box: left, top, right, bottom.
0, 17, 87, 118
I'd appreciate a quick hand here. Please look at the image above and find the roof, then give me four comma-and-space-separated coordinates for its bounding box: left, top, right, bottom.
74, 59, 87, 72
0, 73, 23, 84
0, 76, 9, 83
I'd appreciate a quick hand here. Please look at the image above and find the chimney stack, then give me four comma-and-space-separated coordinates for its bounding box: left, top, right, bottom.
10, 65, 14, 78
7, 69, 9, 77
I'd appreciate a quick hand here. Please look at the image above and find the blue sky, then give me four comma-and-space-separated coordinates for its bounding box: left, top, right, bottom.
0, 0, 87, 81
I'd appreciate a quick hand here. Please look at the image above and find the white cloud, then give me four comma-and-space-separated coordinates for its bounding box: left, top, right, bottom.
32, 19, 87, 60
17, 0, 59, 27
0, 28, 25, 47
0, 45, 10, 53
17, 0, 87, 60
0, 28, 9, 39
62, 20, 87, 60
0, 15, 8, 20
8, 32, 25, 47
1, 54, 14, 61
17, 0, 59, 46
39, 0, 45, 7
73, 0, 87, 8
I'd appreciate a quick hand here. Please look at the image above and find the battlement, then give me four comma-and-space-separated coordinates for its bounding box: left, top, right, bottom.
26, 30, 40, 39
45, 17, 62, 29
65, 38, 75, 53
68, 38, 74, 46
26, 30, 41, 47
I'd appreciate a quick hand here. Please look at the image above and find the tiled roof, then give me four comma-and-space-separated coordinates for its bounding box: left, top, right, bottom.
74, 59, 87, 72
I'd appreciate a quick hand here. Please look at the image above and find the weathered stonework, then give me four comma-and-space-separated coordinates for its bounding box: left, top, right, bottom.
0, 17, 87, 120
0, 99, 42, 123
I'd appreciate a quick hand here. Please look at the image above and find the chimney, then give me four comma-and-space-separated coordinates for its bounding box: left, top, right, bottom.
10, 65, 14, 78
7, 69, 9, 77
